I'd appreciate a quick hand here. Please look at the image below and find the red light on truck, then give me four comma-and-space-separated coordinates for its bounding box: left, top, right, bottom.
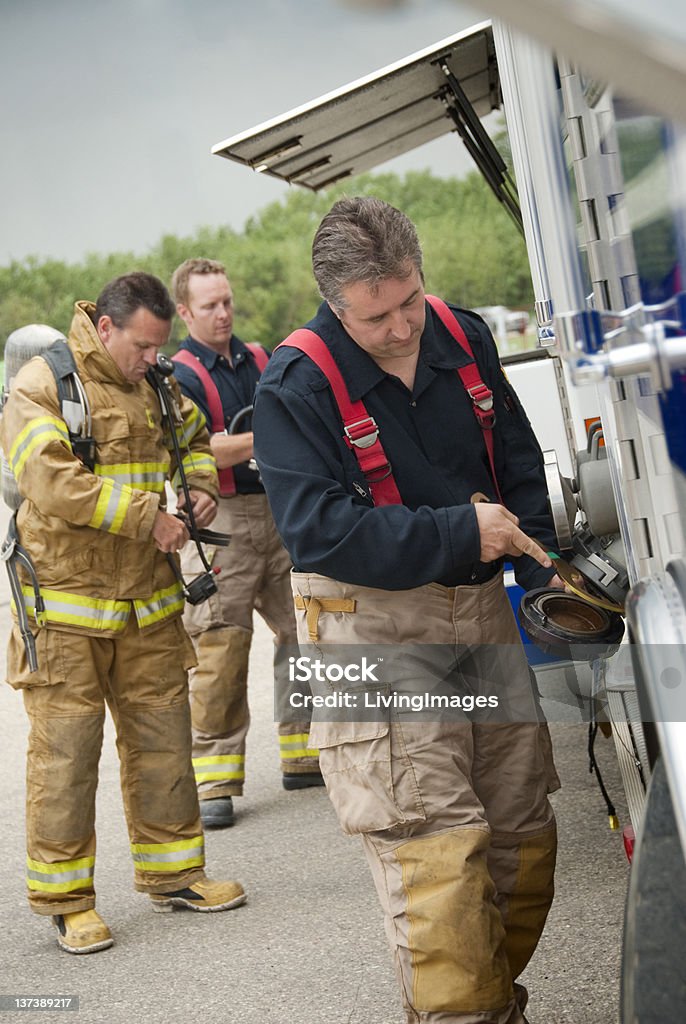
623, 825, 635, 863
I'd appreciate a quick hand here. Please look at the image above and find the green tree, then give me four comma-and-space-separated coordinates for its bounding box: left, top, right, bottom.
0, 168, 534, 359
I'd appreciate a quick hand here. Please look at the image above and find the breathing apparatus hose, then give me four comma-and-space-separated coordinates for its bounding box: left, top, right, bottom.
0, 514, 47, 672
227, 405, 253, 435
145, 355, 229, 604
227, 404, 260, 475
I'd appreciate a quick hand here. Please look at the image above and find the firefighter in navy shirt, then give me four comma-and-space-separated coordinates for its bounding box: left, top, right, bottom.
171, 259, 322, 830
253, 199, 566, 1024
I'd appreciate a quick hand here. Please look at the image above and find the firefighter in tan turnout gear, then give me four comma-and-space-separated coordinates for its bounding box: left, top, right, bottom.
171, 259, 323, 830
0, 273, 246, 956
253, 198, 567, 1024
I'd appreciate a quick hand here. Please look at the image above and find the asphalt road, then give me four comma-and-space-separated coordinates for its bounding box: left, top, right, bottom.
0, 502, 630, 1024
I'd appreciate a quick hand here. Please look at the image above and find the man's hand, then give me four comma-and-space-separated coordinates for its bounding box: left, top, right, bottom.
210, 431, 254, 469
474, 503, 553, 570
152, 510, 190, 553
176, 489, 218, 529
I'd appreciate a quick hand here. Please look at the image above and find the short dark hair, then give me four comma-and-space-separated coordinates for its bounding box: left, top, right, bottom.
312, 196, 423, 310
94, 272, 175, 327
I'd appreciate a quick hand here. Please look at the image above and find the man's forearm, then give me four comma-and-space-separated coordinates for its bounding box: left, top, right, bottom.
209, 431, 253, 469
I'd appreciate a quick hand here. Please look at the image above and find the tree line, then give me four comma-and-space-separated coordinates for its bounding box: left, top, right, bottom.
0, 169, 533, 356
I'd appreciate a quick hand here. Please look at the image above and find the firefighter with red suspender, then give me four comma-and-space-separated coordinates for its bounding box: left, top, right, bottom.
171, 259, 323, 830
253, 199, 566, 1024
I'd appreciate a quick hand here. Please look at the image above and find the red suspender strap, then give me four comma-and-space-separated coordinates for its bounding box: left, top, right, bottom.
279, 300, 502, 508
173, 343, 268, 498
172, 349, 224, 431
279, 330, 403, 506
425, 295, 503, 504
171, 348, 237, 496
247, 343, 269, 373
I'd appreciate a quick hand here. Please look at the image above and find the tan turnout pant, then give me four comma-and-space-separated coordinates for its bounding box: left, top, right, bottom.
291, 570, 559, 1024
7, 615, 205, 916
182, 493, 318, 798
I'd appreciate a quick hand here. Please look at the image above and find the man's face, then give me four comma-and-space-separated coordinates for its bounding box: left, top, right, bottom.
333, 267, 426, 364
97, 307, 171, 383
177, 272, 234, 349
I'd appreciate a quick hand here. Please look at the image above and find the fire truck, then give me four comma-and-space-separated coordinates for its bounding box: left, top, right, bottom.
210, 9, 686, 1021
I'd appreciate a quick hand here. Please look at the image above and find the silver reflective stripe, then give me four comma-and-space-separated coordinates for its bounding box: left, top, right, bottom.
133, 584, 184, 628
10, 418, 71, 477
95, 466, 167, 492
26, 854, 96, 892
193, 756, 245, 781
21, 588, 130, 629
26, 865, 93, 884
181, 454, 215, 470
124, 471, 165, 491
131, 843, 205, 865
175, 406, 204, 447
38, 600, 129, 624
99, 480, 125, 532
279, 733, 318, 759
279, 735, 311, 748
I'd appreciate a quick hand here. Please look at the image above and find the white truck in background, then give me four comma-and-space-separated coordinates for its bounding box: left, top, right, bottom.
211, 10, 686, 1020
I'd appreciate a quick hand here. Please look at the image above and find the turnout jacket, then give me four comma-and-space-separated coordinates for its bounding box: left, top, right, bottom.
253, 299, 557, 592
0, 302, 218, 635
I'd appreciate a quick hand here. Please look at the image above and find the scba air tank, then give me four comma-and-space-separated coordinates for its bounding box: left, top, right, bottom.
2, 324, 66, 510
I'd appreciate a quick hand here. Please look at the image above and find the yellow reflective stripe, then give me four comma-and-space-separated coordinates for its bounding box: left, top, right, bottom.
194, 771, 245, 782
131, 835, 205, 872
26, 855, 95, 893
95, 461, 168, 475
192, 754, 245, 783
279, 734, 319, 758
171, 458, 217, 494
192, 755, 245, 765
133, 583, 184, 629
18, 586, 130, 631
27, 876, 94, 893
175, 404, 205, 446
87, 477, 133, 534
27, 854, 95, 873
19, 584, 184, 632
131, 836, 204, 855
95, 462, 168, 493
133, 856, 205, 872
279, 733, 311, 746
180, 453, 216, 471
9, 416, 71, 478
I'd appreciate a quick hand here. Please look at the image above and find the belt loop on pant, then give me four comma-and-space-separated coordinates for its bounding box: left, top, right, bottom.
293, 595, 356, 642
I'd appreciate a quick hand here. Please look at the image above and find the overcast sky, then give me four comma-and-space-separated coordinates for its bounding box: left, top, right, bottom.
1, 0, 484, 265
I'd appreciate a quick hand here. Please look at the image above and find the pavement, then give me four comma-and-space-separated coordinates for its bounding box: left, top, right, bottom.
0, 501, 630, 1024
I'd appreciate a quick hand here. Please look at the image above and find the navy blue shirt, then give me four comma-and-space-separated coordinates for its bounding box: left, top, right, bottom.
173, 334, 268, 494
253, 300, 558, 591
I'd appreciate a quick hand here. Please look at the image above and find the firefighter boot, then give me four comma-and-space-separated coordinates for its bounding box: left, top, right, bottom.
52, 910, 113, 955
149, 874, 246, 913
199, 796, 235, 828
282, 771, 326, 790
